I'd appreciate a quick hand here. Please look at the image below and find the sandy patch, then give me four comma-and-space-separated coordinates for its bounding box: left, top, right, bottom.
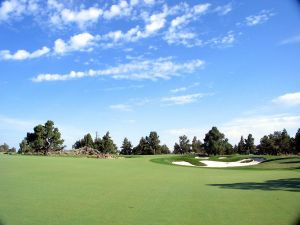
200, 158, 265, 168
218, 157, 227, 159
172, 161, 195, 166
195, 156, 209, 159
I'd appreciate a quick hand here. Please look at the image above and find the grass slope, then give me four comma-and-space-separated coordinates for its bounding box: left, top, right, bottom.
0, 154, 299, 225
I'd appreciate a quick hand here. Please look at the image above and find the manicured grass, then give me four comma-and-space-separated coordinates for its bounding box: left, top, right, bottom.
0, 154, 299, 225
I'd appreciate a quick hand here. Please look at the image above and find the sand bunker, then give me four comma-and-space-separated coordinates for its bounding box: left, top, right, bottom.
172, 161, 195, 166
200, 158, 265, 168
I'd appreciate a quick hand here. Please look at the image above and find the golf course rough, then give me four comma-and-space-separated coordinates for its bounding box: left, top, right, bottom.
0, 154, 299, 225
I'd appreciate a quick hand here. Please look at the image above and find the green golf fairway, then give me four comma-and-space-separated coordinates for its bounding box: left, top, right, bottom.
0, 155, 299, 225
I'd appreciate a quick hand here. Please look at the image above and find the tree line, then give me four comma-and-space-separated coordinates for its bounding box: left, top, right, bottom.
72, 131, 170, 155
173, 127, 300, 155
15, 120, 300, 156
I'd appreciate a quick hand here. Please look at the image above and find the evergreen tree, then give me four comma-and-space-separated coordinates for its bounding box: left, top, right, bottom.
173, 135, 190, 154
160, 144, 170, 154
191, 136, 204, 154
257, 129, 292, 155
279, 129, 291, 154
73, 133, 94, 149
223, 139, 233, 155
295, 128, 300, 154
133, 137, 149, 155
19, 140, 32, 153
120, 137, 133, 155
173, 143, 181, 154
237, 136, 246, 154
244, 134, 255, 154
19, 120, 64, 155
146, 131, 161, 155
102, 132, 117, 154
203, 127, 230, 155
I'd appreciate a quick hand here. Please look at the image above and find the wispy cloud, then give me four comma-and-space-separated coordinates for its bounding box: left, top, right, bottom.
279, 34, 300, 45
245, 10, 274, 26
109, 104, 133, 112
214, 3, 232, 16
32, 57, 205, 82
104, 84, 144, 91
170, 82, 199, 93
0, 46, 49, 60
272, 92, 300, 106
0, 115, 38, 131
164, 3, 211, 47
162, 93, 210, 105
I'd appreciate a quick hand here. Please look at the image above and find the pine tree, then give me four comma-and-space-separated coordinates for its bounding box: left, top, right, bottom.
120, 137, 133, 155
237, 136, 246, 154
244, 134, 255, 154
295, 128, 300, 154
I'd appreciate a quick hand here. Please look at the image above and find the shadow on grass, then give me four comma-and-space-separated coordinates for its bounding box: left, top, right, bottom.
0, 218, 5, 225
208, 178, 300, 192
280, 160, 300, 164
261, 157, 298, 164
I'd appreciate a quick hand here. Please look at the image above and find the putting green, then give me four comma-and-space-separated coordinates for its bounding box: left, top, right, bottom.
0, 155, 299, 225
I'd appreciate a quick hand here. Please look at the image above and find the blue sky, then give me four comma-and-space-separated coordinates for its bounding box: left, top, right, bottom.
0, 0, 300, 149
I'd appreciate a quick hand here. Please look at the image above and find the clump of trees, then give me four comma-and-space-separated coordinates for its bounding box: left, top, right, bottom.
257, 129, 298, 155
173, 127, 233, 155
235, 134, 256, 155
0, 143, 16, 153
19, 120, 64, 155
131, 131, 170, 155
73, 131, 170, 155
173, 127, 300, 156
73, 132, 117, 154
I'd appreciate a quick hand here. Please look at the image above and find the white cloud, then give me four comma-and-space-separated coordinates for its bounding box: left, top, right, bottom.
214, 3, 232, 16
110, 104, 132, 112
206, 31, 235, 47
0, 0, 25, 21
144, 0, 155, 5
170, 82, 199, 93
54, 32, 96, 54
103, 0, 132, 20
170, 87, 187, 93
47, 0, 63, 11
245, 10, 274, 26
32, 57, 205, 82
0, 0, 40, 22
102, 26, 144, 44
144, 5, 168, 35
279, 35, 300, 45
60, 7, 102, 28
221, 114, 300, 144
164, 3, 211, 47
272, 92, 300, 106
162, 93, 209, 105
0, 46, 50, 60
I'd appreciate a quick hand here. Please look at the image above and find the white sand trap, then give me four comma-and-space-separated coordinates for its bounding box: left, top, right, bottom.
200, 158, 265, 168
195, 156, 209, 159
172, 161, 195, 166
218, 157, 227, 159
